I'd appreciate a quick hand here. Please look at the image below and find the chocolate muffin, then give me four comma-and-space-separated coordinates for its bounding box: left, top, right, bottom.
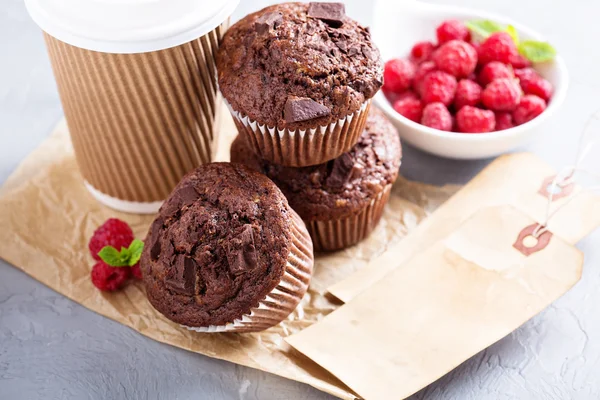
217, 2, 384, 167
140, 163, 314, 333
231, 107, 401, 251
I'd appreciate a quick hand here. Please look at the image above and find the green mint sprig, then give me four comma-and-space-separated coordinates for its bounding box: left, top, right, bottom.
467, 19, 556, 62
98, 239, 144, 267
518, 40, 556, 63
466, 20, 504, 38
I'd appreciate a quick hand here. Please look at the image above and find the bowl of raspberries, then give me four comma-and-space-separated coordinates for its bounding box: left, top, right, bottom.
373, 3, 568, 159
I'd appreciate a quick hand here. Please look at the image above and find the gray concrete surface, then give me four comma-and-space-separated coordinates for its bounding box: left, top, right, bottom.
1, 0, 599, 399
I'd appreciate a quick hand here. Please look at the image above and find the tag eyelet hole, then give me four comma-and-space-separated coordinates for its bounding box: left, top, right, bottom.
522, 235, 539, 249
546, 183, 563, 195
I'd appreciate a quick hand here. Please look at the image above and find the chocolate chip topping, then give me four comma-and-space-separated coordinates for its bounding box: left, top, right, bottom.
178, 186, 199, 206
307, 2, 346, 28
226, 224, 259, 276
255, 11, 283, 34
230, 108, 402, 222
140, 163, 295, 328
325, 152, 354, 190
165, 255, 197, 296
284, 96, 331, 123
217, 3, 383, 130
148, 218, 163, 261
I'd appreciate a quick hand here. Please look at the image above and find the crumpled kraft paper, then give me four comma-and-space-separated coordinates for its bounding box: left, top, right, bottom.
0, 112, 458, 400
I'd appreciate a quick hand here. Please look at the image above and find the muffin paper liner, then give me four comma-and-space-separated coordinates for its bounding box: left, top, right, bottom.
184, 210, 314, 333
307, 184, 393, 252
226, 100, 371, 167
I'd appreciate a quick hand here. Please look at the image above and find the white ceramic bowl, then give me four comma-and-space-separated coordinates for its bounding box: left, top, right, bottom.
372, 0, 569, 159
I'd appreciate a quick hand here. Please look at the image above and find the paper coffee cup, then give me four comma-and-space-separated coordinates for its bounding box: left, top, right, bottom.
25, 0, 239, 213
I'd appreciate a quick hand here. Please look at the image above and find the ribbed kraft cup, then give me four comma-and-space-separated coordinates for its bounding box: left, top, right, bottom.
227, 100, 371, 167
308, 184, 393, 252
44, 23, 227, 209
185, 210, 314, 333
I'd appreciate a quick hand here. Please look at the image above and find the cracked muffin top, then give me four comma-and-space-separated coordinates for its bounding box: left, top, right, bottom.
140, 163, 296, 327
216, 2, 383, 130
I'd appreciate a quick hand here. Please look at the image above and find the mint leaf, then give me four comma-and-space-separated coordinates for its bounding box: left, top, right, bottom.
127, 239, 144, 266
518, 40, 556, 62
98, 246, 130, 267
98, 240, 145, 267
466, 20, 504, 38
506, 25, 519, 45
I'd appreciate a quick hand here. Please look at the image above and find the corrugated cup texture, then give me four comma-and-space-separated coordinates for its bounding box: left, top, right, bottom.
228, 100, 371, 167
308, 184, 393, 252
185, 211, 314, 333
44, 23, 227, 205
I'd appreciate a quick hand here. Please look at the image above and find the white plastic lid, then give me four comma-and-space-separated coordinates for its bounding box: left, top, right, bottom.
24, 0, 239, 53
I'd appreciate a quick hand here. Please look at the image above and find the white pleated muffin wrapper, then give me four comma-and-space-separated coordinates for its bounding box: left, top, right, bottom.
308, 184, 393, 252
226, 99, 371, 167
183, 210, 314, 333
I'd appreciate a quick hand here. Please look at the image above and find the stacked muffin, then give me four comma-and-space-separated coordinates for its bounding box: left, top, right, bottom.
218, 2, 402, 251
140, 2, 403, 334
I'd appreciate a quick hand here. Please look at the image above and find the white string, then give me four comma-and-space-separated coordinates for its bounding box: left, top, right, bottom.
533, 112, 600, 238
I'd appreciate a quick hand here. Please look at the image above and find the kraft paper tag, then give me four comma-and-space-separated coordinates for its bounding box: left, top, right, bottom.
287, 205, 583, 400
329, 153, 600, 303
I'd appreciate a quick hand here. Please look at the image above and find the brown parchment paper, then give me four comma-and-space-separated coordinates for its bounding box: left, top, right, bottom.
0, 111, 458, 400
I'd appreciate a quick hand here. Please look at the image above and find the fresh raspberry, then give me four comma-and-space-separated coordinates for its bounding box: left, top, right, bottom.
454, 79, 482, 110
513, 95, 547, 125
514, 68, 553, 102
478, 32, 518, 64
421, 71, 457, 106
436, 20, 470, 44
383, 86, 400, 104
481, 78, 522, 111
384, 88, 418, 105
91, 261, 131, 291
421, 102, 453, 131
89, 218, 134, 261
478, 61, 514, 86
383, 58, 416, 93
456, 106, 496, 133
433, 40, 477, 78
393, 96, 423, 122
509, 53, 532, 69
467, 72, 477, 82
495, 112, 515, 130
411, 41, 436, 64
131, 264, 143, 280
412, 61, 437, 96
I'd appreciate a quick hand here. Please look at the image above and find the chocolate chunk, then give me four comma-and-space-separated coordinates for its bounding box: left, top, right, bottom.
308, 2, 346, 28
161, 198, 180, 218
362, 45, 376, 61
148, 218, 164, 260
165, 255, 197, 296
255, 11, 283, 34
284, 96, 331, 123
226, 224, 258, 276
334, 39, 348, 53
179, 186, 199, 206
348, 45, 360, 57
326, 152, 355, 189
